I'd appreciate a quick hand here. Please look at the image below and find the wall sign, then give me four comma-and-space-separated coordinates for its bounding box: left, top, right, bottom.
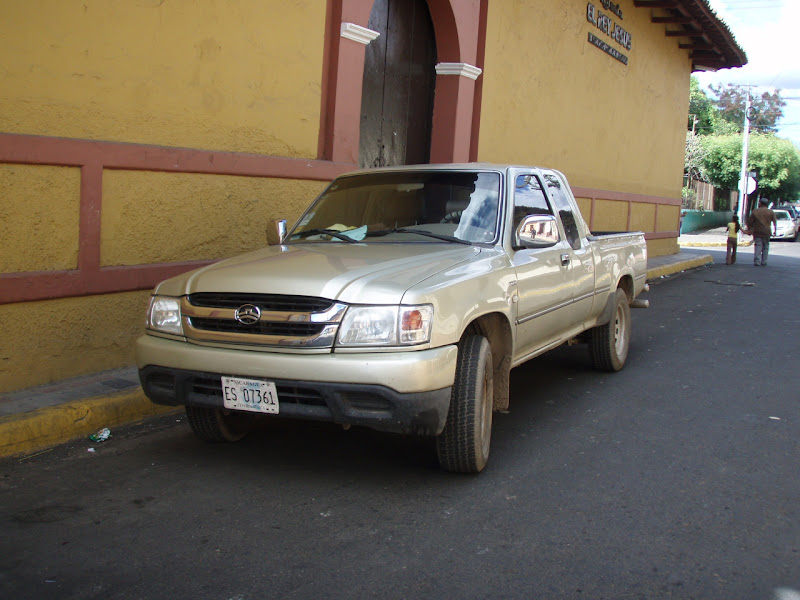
586, 2, 631, 65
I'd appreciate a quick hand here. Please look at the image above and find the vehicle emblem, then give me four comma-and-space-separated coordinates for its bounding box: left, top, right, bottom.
234, 304, 261, 325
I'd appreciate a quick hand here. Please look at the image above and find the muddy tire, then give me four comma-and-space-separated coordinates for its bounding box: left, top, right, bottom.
436, 335, 493, 473
590, 288, 631, 372
185, 406, 250, 443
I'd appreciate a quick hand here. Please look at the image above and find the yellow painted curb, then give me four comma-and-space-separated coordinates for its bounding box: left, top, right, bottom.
679, 241, 752, 248
0, 389, 180, 459
646, 255, 713, 280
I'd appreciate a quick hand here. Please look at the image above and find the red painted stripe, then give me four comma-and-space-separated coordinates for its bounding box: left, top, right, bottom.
1, 132, 680, 305
0, 133, 356, 179
0, 132, 357, 305
571, 186, 682, 206
0, 261, 216, 304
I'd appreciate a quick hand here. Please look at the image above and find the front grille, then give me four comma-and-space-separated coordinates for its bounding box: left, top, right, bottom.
276, 385, 327, 407
180, 293, 347, 348
192, 374, 224, 398
188, 317, 325, 337
188, 293, 334, 313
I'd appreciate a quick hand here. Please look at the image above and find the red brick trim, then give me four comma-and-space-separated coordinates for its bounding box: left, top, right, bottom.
0, 262, 216, 305
1, 132, 680, 304
0, 133, 355, 178
572, 185, 681, 235
0, 132, 356, 305
645, 232, 678, 240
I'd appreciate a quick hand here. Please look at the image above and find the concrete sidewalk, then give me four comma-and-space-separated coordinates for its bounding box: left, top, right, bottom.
0, 244, 717, 460
678, 225, 753, 248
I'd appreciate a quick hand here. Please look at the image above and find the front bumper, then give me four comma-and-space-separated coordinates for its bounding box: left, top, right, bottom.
136, 334, 458, 436
139, 366, 451, 436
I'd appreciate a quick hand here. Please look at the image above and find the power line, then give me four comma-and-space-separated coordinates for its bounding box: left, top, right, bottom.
719, 0, 782, 7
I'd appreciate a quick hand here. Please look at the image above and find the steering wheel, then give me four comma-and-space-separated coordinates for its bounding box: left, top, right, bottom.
440, 210, 463, 224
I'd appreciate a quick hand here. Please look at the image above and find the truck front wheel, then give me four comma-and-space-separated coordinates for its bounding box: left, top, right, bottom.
436, 335, 493, 473
185, 406, 250, 443
590, 287, 631, 372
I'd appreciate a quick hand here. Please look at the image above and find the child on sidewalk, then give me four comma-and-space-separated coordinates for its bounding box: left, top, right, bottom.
726, 214, 741, 264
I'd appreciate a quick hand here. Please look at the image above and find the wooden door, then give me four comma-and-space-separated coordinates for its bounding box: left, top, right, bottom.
359, 0, 437, 168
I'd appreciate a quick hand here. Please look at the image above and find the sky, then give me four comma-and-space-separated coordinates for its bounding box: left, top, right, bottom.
693, 0, 800, 147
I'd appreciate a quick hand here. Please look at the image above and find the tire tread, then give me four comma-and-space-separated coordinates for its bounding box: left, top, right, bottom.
436, 335, 492, 473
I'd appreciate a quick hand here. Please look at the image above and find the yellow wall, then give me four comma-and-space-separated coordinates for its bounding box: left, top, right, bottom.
0, 165, 81, 273
0, 292, 151, 392
1, 0, 690, 392
101, 173, 326, 265
630, 203, 656, 233
657, 204, 680, 232
0, 1, 331, 392
0, 171, 326, 393
479, 0, 689, 199
0, 0, 326, 157
647, 237, 679, 257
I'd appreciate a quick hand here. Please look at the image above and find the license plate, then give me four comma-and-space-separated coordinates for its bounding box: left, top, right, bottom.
221, 376, 279, 414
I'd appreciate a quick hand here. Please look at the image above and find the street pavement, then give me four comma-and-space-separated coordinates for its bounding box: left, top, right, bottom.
0, 231, 726, 460
1, 239, 798, 599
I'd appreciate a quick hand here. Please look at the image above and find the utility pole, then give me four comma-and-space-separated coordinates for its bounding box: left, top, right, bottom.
737, 89, 751, 242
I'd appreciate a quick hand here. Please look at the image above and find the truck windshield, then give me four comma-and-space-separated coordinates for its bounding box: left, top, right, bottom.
287, 171, 501, 245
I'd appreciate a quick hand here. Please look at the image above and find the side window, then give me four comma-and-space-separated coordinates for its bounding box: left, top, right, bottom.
513, 174, 553, 232
543, 172, 581, 250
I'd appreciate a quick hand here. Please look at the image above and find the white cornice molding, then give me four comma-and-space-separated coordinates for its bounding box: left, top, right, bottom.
340, 22, 380, 45
435, 62, 483, 80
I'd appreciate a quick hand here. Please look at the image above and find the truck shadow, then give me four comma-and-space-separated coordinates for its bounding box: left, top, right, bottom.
164, 345, 603, 476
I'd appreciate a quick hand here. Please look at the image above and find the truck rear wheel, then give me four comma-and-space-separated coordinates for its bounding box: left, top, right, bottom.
590, 287, 630, 372
185, 406, 250, 443
436, 335, 493, 473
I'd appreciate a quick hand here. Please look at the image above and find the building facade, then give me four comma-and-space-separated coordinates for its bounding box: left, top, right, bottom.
0, 0, 744, 391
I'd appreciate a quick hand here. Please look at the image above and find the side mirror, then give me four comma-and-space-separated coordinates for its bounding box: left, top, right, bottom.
267, 219, 287, 246
515, 214, 560, 249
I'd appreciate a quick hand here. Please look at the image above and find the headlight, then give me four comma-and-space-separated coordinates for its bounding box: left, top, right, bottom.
337, 305, 433, 347
146, 296, 184, 336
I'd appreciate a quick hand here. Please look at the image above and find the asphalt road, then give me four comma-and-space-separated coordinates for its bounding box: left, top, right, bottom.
2, 242, 799, 600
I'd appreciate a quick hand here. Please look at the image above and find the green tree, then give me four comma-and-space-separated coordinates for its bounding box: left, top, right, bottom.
688, 76, 715, 133
749, 136, 800, 201
708, 84, 786, 134
701, 134, 800, 201
684, 131, 707, 181
701, 134, 741, 190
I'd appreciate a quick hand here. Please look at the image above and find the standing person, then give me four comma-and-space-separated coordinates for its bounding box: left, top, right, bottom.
745, 199, 777, 266
725, 214, 741, 264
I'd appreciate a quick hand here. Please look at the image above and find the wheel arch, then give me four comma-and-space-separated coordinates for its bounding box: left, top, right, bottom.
461, 311, 512, 411
617, 274, 634, 302
596, 274, 634, 328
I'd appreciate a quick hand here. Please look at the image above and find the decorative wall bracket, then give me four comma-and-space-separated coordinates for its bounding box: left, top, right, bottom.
340, 22, 380, 45
434, 62, 483, 80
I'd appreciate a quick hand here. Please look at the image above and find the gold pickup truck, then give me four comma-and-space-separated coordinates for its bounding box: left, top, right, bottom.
137, 164, 648, 473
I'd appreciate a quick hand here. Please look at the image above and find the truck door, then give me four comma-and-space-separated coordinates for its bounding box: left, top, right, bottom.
510, 173, 576, 358
541, 170, 595, 328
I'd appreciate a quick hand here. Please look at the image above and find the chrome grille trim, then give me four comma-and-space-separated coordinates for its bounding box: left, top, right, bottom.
182, 302, 348, 324
181, 295, 347, 348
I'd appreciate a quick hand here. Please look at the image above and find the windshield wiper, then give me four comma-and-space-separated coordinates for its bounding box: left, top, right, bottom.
367, 228, 473, 245
291, 228, 359, 243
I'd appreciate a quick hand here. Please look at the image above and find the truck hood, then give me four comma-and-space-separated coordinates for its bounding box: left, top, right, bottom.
154, 243, 483, 304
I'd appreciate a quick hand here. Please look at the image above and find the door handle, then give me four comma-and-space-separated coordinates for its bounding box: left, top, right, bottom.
561, 253, 570, 266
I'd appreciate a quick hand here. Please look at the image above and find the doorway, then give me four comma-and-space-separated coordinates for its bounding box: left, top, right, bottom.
359, 0, 437, 168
